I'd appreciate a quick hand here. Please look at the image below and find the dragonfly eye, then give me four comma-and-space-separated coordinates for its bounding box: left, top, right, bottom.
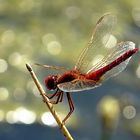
44, 75, 57, 90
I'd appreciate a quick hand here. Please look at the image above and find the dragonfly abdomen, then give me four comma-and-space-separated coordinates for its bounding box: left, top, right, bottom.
86, 48, 138, 80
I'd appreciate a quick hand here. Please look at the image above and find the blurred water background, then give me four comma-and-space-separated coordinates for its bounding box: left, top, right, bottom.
0, 0, 140, 140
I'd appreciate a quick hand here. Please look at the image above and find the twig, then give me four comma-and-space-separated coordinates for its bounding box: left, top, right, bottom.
26, 63, 74, 140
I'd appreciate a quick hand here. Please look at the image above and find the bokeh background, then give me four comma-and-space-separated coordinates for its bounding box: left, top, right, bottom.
0, 0, 140, 140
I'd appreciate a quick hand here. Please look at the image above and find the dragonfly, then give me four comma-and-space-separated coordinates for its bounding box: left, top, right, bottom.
36, 13, 138, 123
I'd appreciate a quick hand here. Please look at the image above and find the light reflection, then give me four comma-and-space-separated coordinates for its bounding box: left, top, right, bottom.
6, 111, 18, 124
0, 87, 9, 101
8, 52, 22, 66
1, 30, 15, 46
123, 105, 136, 119
15, 107, 36, 124
41, 112, 57, 127
47, 41, 62, 55
65, 6, 81, 19
6, 107, 36, 124
102, 34, 117, 49
98, 96, 120, 129
8, 52, 29, 71
0, 110, 4, 122
0, 59, 8, 73
98, 96, 120, 119
42, 33, 57, 46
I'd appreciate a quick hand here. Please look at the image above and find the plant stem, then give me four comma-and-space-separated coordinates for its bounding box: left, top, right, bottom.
26, 63, 74, 140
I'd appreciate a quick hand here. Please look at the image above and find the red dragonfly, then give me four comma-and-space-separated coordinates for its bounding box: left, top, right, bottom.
36, 14, 138, 123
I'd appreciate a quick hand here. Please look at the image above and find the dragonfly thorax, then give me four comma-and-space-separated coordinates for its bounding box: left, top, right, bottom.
44, 75, 57, 90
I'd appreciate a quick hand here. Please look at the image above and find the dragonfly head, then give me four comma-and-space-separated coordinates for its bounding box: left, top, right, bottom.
44, 75, 58, 90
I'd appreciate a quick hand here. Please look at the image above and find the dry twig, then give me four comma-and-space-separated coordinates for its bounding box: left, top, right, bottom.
26, 63, 74, 140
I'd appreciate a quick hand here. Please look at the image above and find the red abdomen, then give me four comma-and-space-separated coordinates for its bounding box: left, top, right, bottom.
86, 48, 138, 80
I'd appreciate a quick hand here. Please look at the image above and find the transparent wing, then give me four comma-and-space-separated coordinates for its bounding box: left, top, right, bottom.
100, 41, 136, 80
102, 59, 130, 80
57, 79, 101, 92
58, 42, 136, 92
35, 63, 67, 72
75, 13, 117, 73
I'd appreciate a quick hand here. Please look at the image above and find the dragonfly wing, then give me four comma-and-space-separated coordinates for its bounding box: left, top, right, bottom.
102, 58, 130, 80
57, 79, 101, 92
75, 13, 117, 73
35, 63, 68, 72
100, 41, 135, 80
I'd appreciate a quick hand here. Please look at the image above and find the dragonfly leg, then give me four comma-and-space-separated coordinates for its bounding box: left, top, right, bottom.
62, 92, 74, 124
59, 91, 64, 102
47, 89, 59, 99
50, 91, 64, 104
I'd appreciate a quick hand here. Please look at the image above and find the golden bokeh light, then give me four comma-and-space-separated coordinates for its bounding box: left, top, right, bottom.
98, 96, 120, 119
47, 41, 62, 55
98, 96, 120, 129
1, 30, 15, 46
8, 52, 23, 66
6, 107, 36, 124
0, 87, 9, 101
42, 33, 57, 47
0, 59, 8, 73
41, 112, 57, 127
6, 110, 18, 124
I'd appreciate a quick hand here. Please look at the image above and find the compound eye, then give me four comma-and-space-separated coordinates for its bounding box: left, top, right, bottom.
44, 75, 57, 90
